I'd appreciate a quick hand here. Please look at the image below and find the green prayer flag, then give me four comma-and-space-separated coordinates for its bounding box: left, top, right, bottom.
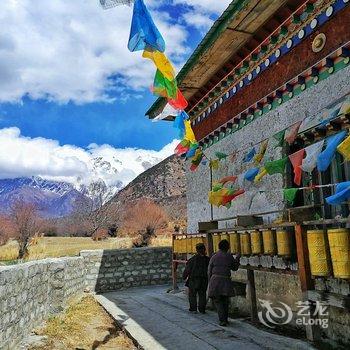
265, 157, 288, 175
273, 130, 285, 148
212, 183, 223, 192
215, 152, 228, 161
283, 188, 299, 204
153, 69, 178, 99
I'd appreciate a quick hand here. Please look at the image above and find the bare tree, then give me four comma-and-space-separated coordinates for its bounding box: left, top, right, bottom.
71, 179, 118, 236
10, 201, 41, 259
0, 215, 15, 246
121, 199, 168, 247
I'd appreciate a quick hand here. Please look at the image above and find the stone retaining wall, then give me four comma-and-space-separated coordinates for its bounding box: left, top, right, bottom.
0, 247, 172, 350
81, 247, 172, 292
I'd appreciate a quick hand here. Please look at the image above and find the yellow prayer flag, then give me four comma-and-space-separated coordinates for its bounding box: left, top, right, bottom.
184, 120, 196, 143
142, 50, 175, 81
254, 168, 268, 183
337, 134, 350, 160
254, 140, 268, 164
208, 191, 222, 206
339, 98, 350, 116
209, 159, 219, 170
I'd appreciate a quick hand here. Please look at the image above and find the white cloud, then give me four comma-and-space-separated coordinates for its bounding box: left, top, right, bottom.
0, 0, 189, 104
0, 127, 178, 188
182, 12, 213, 32
173, 0, 232, 14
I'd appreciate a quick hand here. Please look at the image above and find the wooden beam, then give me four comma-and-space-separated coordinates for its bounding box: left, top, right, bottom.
295, 224, 314, 292
295, 224, 320, 342
247, 269, 258, 322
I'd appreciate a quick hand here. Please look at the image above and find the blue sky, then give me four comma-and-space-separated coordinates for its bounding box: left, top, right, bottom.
0, 0, 231, 186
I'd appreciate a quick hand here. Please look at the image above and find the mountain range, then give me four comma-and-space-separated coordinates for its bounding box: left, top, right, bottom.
0, 155, 187, 219
0, 177, 84, 217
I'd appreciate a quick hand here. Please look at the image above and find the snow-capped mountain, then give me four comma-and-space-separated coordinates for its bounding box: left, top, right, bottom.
0, 177, 85, 217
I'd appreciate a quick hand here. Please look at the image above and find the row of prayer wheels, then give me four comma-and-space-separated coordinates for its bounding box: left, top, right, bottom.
212, 231, 292, 257
173, 235, 206, 254
173, 230, 292, 257
307, 228, 350, 279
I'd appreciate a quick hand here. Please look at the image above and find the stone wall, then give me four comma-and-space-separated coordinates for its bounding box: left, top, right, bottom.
0, 257, 85, 350
186, 65, 350, 233
81, 247, 172, 292
0, 247, 172, 350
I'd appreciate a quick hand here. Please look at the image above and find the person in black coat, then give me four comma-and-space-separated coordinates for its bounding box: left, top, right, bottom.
183, 243, 210, 314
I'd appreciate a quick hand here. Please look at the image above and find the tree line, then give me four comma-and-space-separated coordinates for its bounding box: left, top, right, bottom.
0, 179, 169, 260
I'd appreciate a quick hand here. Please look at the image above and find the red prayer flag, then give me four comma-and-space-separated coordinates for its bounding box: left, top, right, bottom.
174, 142, 189, 156
218, 176, 237, 185
289, 148, 305, 186
222, 189, 245, 205
168, 89, 188, 110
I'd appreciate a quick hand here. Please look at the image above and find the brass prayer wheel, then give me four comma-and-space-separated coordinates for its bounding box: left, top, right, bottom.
328, 228, 350, 279
220, 233, 230, 246
262, 229, 276, 255
229, 232, 240, 254
212, 234, 220, 252
276, 229, 291, 257
307, 229, 330, 277
250, 230, 263, 255
173, 237, 181, 253
240, 232, 251, 256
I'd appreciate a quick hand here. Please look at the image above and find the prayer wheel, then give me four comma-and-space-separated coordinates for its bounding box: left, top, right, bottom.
220, 233, 230, 246
262, 229, 276, 255
307, 230, 330, 277
328, 228, 350, 279
173, 237, 181, 253
185, 236, 192, 253
276, 230, 291, 257
240, 232, 251, 256
212, 234, 220, 252
229, 232, 240, 254
250, 230, 263, 255
192, 235, 206, 252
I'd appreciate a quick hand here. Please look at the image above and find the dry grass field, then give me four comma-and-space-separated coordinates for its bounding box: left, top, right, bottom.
0, 235, 172, 262
29, 295, 136, 350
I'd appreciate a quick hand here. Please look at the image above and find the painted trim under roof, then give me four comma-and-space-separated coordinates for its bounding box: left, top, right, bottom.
145, 0, 249, 118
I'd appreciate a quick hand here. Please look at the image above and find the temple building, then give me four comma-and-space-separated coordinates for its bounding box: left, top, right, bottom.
147, 0, 350, 346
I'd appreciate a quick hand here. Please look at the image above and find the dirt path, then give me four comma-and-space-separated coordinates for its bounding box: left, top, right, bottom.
28, 295, 136, 350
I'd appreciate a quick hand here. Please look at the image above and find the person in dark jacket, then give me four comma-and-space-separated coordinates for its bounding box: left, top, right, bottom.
183, 243, 210, 314
208, 239, 240, 326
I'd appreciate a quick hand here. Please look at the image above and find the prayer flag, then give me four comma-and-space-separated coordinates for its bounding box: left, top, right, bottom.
254, 140, 268, 164
338, 97, 350, 116
218, 176, 237, 185
289, 149, 305, 186
273, 130, 285, 148
153, 103, 178, 121
283, 188, 299, 205
243, 148, 256, 163
128, 0, 165, 52
337, 134, 350, 161
168, 90, 188, 110
215, 152, 228, 161
301, 140, 324, 173
142, 50, 175, 81
317, 131, 347, 172
173, 112, 187, 139
254, 168, 268, 182
152, 70, 177, 99
285, 121, 302, 145
244, 168, 259, 182
325, 181, 350, 205
190, 149, 203, 171
184, 120, 196, 143
265, 157, 288, 175
209, 159, 219, 170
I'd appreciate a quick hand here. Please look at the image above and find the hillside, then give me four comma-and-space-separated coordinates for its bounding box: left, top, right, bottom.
109, 154, 187, 221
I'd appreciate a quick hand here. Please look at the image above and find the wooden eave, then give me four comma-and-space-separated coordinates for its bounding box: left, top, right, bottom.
146, 0, 305, 120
